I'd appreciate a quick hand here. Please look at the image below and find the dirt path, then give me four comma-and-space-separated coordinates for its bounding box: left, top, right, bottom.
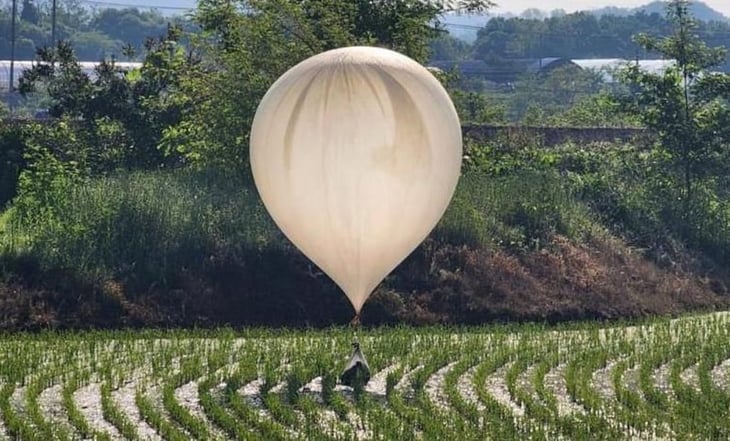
74, 382, 123, 440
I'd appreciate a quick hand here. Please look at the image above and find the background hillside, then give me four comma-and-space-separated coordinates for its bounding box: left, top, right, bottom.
442, 1, 729, 41
594, 0, 729, 21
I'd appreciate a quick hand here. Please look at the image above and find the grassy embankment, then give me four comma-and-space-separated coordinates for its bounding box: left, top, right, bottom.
0, 139, 728, 329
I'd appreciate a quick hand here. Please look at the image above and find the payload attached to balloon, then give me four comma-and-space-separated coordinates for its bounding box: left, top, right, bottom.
250, 46, 463, 319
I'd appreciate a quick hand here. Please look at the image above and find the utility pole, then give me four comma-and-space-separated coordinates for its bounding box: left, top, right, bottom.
51, 0, 57, 47
9, 0, 17, 92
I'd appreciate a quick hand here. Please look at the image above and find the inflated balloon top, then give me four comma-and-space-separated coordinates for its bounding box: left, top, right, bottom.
250, 46, 462, 317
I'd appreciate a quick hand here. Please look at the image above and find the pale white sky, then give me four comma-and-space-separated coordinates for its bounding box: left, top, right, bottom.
492, 0, 730, 17
45, 0, 730, 18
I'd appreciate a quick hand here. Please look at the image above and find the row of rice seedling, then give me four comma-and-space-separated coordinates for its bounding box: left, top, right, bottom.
0, 313, 729, 439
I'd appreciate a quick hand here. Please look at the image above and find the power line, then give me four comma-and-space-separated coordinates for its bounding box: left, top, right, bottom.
442, 22, 482, 30
79, 0, 194, 11
9, 0, 17, 93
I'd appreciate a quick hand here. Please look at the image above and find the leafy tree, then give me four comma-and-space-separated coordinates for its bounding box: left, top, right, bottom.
470, 8, 730, 72
12, 120, 85, 224
89, 8, 168, 53
0, 124, 26, 207
429, 33, 471, 61
619, 0, 730, 210
164, 0, 494, 168
20, 0, 40, 25
454, 90, 506, 124
18, 28, 196, 171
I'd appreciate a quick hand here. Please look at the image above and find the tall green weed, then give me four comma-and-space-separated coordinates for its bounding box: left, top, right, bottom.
436, 170, 597, 250
3, 168, 280, 289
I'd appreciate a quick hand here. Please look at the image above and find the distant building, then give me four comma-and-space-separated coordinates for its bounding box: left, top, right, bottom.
0, 60, 142, 92
571, 58, 676, 82
428, 59, 522, 87
525, 57, 578, 74
428, 57, 677, 85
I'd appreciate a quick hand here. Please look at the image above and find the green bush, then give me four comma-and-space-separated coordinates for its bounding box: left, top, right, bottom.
461, 138, 729, 265
0, 124, 26, 208
541, 142, 730, 265
436, 170, 597, 250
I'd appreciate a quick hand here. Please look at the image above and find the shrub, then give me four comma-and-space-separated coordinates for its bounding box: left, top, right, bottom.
436, 170, 597, 251
0, 124, 27, 208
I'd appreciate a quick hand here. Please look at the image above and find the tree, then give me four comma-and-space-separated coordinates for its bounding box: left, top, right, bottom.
163, 0, 494, 168
20, 0, 40, 25
619, 0, 730, 211
89, 8, 168, 52
429, 33, 471, 61
18, 28, 197, 171
0, 124, 26, 207
468, 7, 730, 70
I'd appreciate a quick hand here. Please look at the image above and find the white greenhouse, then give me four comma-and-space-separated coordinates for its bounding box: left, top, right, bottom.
0, 60, 142, 91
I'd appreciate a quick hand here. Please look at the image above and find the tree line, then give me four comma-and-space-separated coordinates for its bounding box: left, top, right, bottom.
0, 0, 188, 60
432, 7, 730, 72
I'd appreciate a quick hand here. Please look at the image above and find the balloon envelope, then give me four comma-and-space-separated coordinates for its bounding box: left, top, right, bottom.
250, 46, 462, 314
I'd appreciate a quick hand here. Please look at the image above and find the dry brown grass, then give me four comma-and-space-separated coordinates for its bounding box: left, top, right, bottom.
396, 234, 728, 325
0, 233, 727, 330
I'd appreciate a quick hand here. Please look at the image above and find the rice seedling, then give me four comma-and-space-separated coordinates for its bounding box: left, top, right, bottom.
0, 313, 728, 439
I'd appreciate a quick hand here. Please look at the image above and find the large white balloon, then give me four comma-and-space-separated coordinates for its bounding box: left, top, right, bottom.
250, 46, 462, 314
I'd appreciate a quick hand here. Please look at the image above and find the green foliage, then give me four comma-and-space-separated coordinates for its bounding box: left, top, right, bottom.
12, 120, 84, 226
436, 65, 506, 123
546, 93, 640, 127
4, 168, 278, 288
5, 155, 598, 288
18, 33, 195, 170
460, 132, 730, 265
470, 8, 730, 72
550, 142, 730, 263
429, 33, 471, 61
0, 2, 184, 60
436, 169, 597, 250
618, 0, 730, 211
165, 0, 493, 168
0, 123, 26, 207
89, 8, 169, 52
452, 90, 506, 124
511, 65, 607, 122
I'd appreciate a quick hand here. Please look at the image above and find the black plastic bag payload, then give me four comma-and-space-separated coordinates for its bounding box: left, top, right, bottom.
340, 342, 371, 387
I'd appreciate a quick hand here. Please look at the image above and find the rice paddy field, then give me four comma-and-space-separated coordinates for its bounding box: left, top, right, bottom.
1, 312, 730, 440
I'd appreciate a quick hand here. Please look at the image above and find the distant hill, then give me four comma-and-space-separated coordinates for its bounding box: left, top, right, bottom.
443, 1, 729, 42
439, 13, 491, 42
593, 1, 729, 22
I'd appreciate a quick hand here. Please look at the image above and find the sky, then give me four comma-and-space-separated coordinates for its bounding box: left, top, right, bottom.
65, 0, 730, 19
491, 0, 730, 17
